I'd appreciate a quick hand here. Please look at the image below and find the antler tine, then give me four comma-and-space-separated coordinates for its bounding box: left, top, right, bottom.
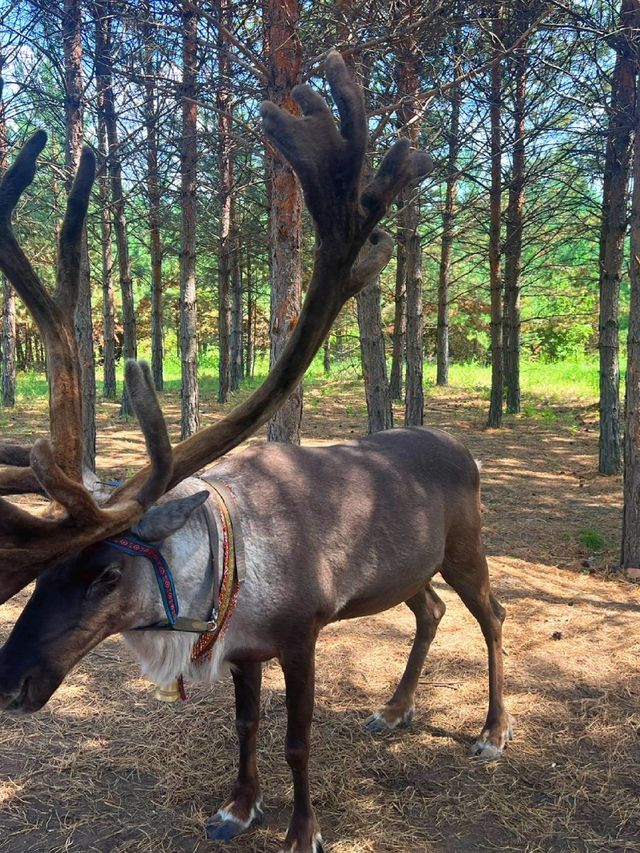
0, 131, 54, 332
0, 445, 40, 495
0, 445, 32, 466
56, 146, 96, 313
0, 468, 45, 496
122, 360, 174, 509
346, 228, 395, 297
28, 439, 103, 526
0, 361, 174, 600
361, 139, 433, 231
0, 130, 47, 222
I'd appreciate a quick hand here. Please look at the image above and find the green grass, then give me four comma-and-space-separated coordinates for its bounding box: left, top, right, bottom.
425, 356, 599, 405
7, 353, 600, 410
578, 528, 607, 552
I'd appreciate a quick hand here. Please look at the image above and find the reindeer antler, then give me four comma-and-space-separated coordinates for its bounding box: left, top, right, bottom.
0, 131, 90, 483
0, 140, 174, 599
108, 50, 432, 502
0, 51, 432, 604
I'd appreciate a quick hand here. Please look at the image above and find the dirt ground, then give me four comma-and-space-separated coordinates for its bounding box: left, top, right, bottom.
1, 378, 639, 853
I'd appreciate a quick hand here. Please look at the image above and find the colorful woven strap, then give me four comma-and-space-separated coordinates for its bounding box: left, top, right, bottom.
105, 534, 179, 624
191, 487, 238, 663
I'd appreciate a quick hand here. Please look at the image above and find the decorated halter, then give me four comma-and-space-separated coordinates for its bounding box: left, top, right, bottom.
105, 533, 187, 627
104, 483, 241, 701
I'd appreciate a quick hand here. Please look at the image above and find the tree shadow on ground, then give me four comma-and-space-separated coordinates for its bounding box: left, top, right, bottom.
2, 553, 638, 853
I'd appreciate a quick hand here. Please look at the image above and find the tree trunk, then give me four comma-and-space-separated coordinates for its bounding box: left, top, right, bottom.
245, 249, 254, 380
179, 1, 199, 437
397, 23, 424, 427
1, 282, 15, 407
357, 278, 393, 432
0, 52, 15, 407
64, 0, 96, 469
323, 336, 331, 374
503, 33, 527, 415
216, 0, 233, 403
142, 0, 163, 391
404, 194, 424, 426
230, 239, 243, 390
264, 0, 303, 444
487, 4, 504, 428
389, 216, 406, 400
94, 0, 137, 417
598, 0, 636, 474
96, 110, 116, 399
437, 54, 462, 388
621, 1, 640, 568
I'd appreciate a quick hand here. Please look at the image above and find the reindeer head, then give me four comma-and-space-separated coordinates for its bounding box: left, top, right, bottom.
0, 51, 433, 710
0, 487, 210, 713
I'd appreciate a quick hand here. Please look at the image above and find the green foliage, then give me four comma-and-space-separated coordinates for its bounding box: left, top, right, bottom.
578, 528, 607, 552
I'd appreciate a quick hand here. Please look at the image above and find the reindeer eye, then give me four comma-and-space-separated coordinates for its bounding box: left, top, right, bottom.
86, 564, 123, 600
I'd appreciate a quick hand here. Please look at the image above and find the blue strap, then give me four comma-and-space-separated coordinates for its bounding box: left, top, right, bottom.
105, 533, 180, 625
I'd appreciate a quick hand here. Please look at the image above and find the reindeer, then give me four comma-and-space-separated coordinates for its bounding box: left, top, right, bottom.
0, 53, 511, 853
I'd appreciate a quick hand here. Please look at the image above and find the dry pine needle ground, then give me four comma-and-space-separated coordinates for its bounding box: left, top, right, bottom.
1, 383, 639, 852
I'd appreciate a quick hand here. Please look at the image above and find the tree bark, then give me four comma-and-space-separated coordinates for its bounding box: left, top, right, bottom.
245, 248, 254, 380
64, 0, 96, 469
437, 54, 462, 388
487, 4, 504, 428
621, 1, 640, 568
230, 239, 243, 389
179, 1, 200, 438
94, 0, 137, 417
397, 30, 424, 427
96, 106, 116, 399
216, 0, 233, 403
264, 0, 303, 444
503, 30, 527, 415
404, 193, 424, 426
1, 282, 15, 407
357, 278, 393, 432
598, 0, 636, 474
0, 51, 15, 407
389, 216, 406, 400
323, 335, 331, 374
141, 0, 163, 392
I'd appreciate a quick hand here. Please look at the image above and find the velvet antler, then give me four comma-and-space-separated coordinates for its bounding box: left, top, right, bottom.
0, 50, 432, 603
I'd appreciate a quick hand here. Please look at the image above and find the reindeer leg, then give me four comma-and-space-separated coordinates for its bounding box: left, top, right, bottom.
279, 640, 323, 853
206, 661, 263, 841
365, 582, 445, 732
442, 549, 513, 759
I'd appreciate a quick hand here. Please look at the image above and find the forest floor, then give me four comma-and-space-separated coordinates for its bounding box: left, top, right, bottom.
1, 374, 639, 853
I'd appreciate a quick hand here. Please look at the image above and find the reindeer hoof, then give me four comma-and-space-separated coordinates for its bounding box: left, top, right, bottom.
279, 831, 324, 852
364, 706, 414, 733
205, 801, 263, 841
470, 717, 513, 759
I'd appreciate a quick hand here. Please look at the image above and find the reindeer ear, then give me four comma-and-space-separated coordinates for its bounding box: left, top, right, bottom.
132, 491, 209, 543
